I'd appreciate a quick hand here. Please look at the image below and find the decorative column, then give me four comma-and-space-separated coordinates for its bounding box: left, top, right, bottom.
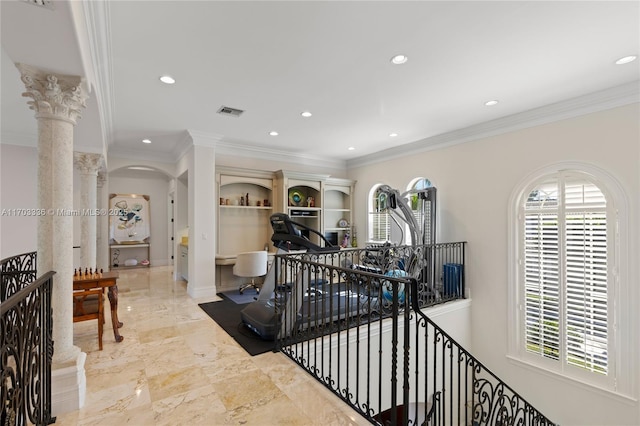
74, 152, 102, 268
17, 63, 89, 414
96, 172, 110, 271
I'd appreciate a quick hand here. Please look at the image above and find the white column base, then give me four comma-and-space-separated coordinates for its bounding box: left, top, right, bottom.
51, 351, 87, 417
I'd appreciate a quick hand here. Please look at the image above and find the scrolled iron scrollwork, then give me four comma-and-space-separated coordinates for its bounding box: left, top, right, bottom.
273, 243, 551, 426
1, 252, 37, 303
2, 255, 55, 426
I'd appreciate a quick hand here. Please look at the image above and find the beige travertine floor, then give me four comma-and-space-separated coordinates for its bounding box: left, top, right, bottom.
55, 266, 366, 425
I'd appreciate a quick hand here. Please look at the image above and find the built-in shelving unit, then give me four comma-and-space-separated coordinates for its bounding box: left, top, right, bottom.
214, 168, 355, 291
274, 171, 356, 248
217, 167, 275, 256
323, 177, 355, 247
216, 167, 356, 256
275, 171, 326, 246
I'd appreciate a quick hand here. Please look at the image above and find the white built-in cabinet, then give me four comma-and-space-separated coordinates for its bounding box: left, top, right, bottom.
274, 170, 326, 246
216, 168, 356, 257
217, 167, 275, 256
274, 171, 355, 248
179, 244, 188, 280
323, 177, 355, 247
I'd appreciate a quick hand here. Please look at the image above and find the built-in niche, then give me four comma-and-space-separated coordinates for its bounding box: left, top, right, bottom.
109, 193, 151, 268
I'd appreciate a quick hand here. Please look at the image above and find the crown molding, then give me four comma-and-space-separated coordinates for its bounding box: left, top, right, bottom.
215, 139, 347, 170
172, 131, 196, 161
107, 147, 179, 165
347, 81, 640, 169
79, 0, 114, 152
187, 129, 222, 148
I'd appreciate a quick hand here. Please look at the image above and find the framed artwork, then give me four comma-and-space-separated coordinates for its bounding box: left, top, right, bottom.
109, 193, 150, 243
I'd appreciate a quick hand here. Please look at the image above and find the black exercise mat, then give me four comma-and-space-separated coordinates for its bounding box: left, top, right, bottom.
218, 288, 259, 305
198, 299, 275, 356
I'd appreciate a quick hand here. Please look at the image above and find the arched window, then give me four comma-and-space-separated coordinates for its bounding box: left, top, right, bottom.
405, 178, 433, 245
508, 165, 632, 395
368, 184, 391, 243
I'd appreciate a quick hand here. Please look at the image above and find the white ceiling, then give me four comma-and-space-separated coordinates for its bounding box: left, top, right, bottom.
2, 1, 639, 167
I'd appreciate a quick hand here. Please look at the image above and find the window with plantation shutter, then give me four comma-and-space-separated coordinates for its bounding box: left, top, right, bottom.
564, 178, 608, 374
520, 172, 611, 381
368, 185, 391, 242
406, 178, 433, 245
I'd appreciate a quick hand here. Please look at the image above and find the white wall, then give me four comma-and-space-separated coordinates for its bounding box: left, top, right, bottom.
0, 144, 38, 258
108, 173, 171, 266
347, 104, 640, 425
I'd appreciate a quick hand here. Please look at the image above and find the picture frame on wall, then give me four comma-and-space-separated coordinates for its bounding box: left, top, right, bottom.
109, 193, 151, 244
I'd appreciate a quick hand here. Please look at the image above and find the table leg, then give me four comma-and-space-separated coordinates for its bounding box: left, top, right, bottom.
107, 285, 124, 342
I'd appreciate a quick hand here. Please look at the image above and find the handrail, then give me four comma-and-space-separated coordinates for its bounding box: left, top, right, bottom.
0, 271, 56, 315
1, 251, 38, 302
408, 277, 555, 425
1, 251, 56, 426
272, 242, 555, 425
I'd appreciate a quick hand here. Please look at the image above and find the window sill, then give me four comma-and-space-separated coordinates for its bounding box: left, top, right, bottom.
506, 354, 637, 405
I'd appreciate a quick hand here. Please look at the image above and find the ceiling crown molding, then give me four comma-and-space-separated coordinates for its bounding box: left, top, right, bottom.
187, 129, 223, 148
347, 81, 640, 169
215, 139, 347, 170
78, 0, 114, 149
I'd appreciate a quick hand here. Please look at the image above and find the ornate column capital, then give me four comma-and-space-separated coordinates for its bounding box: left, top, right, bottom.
16, 63, 88, 125
74, 152, 103, 175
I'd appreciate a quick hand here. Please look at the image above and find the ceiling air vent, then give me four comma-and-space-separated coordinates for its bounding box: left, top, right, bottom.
22, 0, 54, 9
217, 106, 244, 118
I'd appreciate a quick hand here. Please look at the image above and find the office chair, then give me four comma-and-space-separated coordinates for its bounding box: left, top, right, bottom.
234, 251, 268, 294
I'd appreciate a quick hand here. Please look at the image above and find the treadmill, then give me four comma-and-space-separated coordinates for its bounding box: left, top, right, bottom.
240, 213, 356, 340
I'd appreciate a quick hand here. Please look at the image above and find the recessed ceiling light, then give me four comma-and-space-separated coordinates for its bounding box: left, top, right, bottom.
348, 147, 355, 151
269, 131, 279, 136
615, 55, 637, 65
159, 75, 175, 84
484, 100, 499, 106
301, 111, 312, 118
390, 54, 408, 65
389, 133, 398, 137
142, 139, 152, 144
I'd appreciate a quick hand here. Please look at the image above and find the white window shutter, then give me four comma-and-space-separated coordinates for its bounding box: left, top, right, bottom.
522, 177, 608, 375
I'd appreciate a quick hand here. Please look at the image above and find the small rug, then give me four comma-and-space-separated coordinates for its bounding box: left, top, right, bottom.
198, 298, 275, 356
218, 287, 259, 305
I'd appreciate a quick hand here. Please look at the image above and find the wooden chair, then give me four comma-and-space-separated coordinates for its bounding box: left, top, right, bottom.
72, 288, 105, 350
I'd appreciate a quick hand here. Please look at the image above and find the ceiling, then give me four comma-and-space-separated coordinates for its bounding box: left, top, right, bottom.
1, 1, 639, 168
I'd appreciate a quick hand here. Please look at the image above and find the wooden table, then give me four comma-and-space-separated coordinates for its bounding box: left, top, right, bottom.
73, 271, 123, 343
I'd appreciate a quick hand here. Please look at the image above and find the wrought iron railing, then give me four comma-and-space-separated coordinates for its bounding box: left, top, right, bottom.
274, 243, 465, 343
273, 243, 555, 425
1, 252, 56, 426
1, 251, 37, 301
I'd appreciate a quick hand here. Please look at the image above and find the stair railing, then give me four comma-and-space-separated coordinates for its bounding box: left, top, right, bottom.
1, 252, 56, 426
274, 243, 555, 425
407, 277, 555, 425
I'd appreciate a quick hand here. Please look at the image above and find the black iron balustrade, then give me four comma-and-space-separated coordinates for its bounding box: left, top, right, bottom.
274, 242, 465, 342
1, 251, 37, 302
406, 277, 555, 426
1, 252, 56, 426
273, 243, 554, 425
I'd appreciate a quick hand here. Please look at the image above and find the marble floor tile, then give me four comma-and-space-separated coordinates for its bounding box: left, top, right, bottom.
58, 266, 369, 425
